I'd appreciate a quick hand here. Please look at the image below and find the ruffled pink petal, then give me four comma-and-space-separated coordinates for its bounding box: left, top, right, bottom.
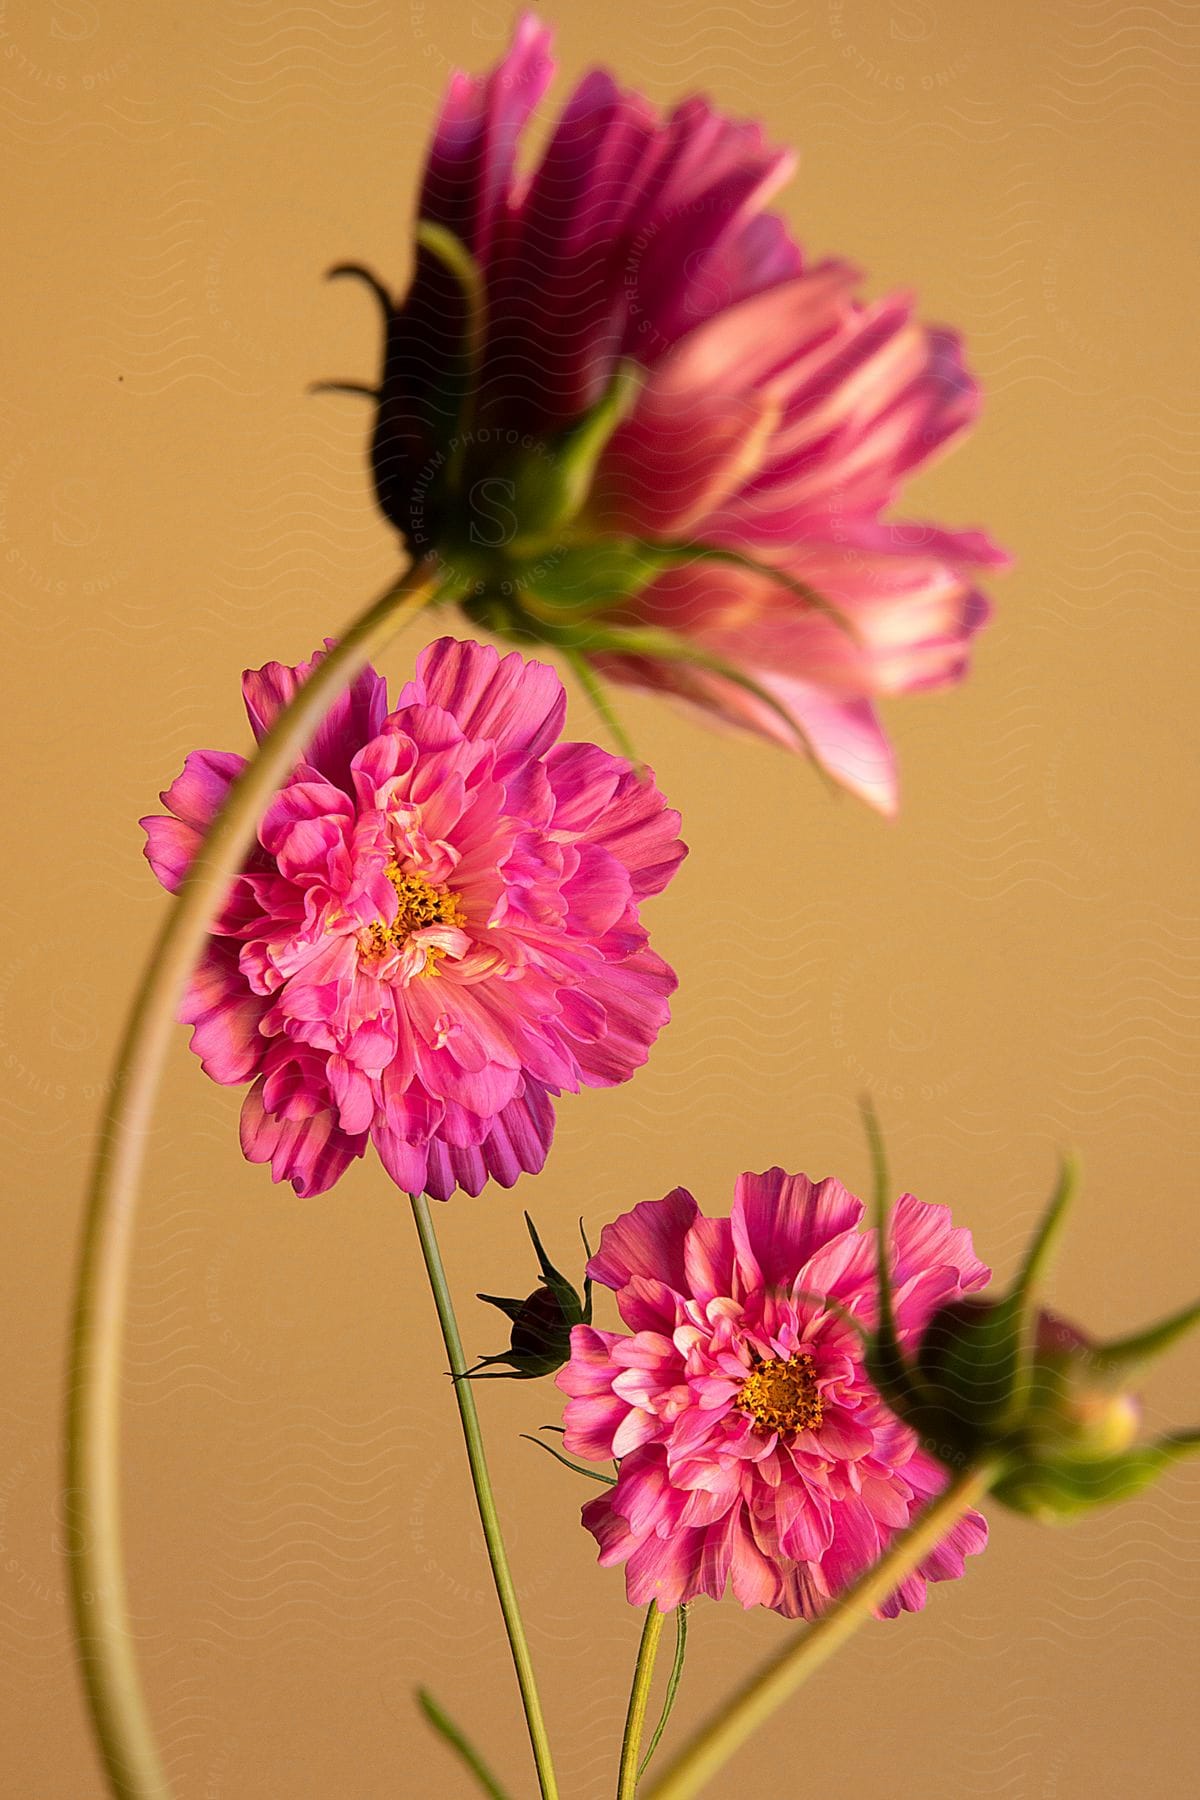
159, 748, 246, 830
560, 945, 678, 1087
889, 1192, 991, 1297
419, 12, 555, 265
546, 743, 686, 899
732, 1169, 864, 1293
239, 1076, 364, 1197
141, 749, 246, 894
408, 638, 567, 773
588, 1187, 699, 1293
181, 944, 269, 1086
241, 648, 389, 794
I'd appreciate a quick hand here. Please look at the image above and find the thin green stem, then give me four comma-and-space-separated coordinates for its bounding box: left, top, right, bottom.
643, 1462, 999, 1800
417, 1688, 514, 1800
409, 1194, 560, 1800
639, 1605, 688, 1780
617, 1605, 665, 1800
64, 558, 445, 1800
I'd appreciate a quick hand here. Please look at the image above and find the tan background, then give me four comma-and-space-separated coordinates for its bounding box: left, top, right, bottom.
2, 1, 1198, 1794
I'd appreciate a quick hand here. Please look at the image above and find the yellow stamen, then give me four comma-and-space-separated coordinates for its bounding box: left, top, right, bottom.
365, 863, 465, 975
737, 1350, 823, 1436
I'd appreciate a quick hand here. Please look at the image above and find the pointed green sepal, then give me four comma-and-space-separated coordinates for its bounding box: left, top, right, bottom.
1011, 1154, 1079, 1309
412, 221, 487, 482
1091, 1297, 1200, 1387
464, 1216, 591, 1380
507, 366, 642, 539
652, 539, 862, 645
859, 1099, 929, 1420
520, 1432, 617, 1486
992, 1430, 1200, 1522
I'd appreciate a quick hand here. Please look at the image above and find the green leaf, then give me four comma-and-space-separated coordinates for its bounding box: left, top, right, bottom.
1092, 1297, 1200, 1386
1011, 1154, 1079, 1308
639, 1604, 690, 1778
413, 220, 487, 483
417, 1688, 513, 1800
517, 540, 674, 627
993, 1431, 1200, 1521
520, 1433, 617, 1485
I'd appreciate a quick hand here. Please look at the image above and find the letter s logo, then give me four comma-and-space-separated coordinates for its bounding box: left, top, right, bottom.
891, 1, 936, 42
887, 981, 935, 1054
469, 478, 518, 549
51, 477, 101, 549
52, 2, 101, 43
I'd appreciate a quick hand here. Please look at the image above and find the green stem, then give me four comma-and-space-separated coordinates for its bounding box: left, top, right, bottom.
639, 1605, 689, 1780
409, 1194, 560, 1800
64, 558, 445, 1800
643, 1462, 999, 1800
417, 1688, 514, 1800
617, 1605, 665, 1800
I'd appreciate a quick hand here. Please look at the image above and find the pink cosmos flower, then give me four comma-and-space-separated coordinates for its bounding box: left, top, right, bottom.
141, 637, 684, 1200
557, 1171, 990, 1616
360, 12, 1007, 813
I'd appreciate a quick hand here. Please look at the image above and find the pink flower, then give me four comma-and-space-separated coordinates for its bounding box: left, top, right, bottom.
557, 1171, 990, 1616
359, 12, 1006, 813
141, 637, 685, 1200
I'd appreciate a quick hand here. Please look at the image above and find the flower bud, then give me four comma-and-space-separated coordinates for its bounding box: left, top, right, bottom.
467, 1215, 592, 1381
864, 1143, 1200, 1522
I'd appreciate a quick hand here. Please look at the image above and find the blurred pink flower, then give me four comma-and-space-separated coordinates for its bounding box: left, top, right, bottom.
557, 1170, 990, 1616
142, 638, 684, 1200
362, 12, 1007, 813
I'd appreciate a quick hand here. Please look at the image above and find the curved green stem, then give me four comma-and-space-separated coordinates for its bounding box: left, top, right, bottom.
639, 1604, 689, 1780
64, 558, 445, 1799
409, 1194, 560, 1800
617, 1605, 665, 1800
643, 1461, 999, 1800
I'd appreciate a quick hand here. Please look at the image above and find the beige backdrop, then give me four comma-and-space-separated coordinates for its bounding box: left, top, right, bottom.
3, 1, 1198, 1795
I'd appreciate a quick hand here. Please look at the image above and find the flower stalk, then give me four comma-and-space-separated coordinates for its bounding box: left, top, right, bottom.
616, 1604, 665, 1800
64, 557, 445, 1800
409, 1193, 560, 1800
642, 1461, 1001, 1800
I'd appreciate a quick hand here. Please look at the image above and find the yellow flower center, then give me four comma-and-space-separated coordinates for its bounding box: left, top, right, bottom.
366, 863, 466, 975
737, 1350, 823, 1436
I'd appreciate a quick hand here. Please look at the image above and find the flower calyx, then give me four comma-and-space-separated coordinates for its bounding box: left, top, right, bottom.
465, 1214, 594, 1381
862, 1112, 1200, 1522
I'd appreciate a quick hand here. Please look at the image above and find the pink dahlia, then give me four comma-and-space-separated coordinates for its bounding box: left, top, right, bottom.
557, 1171, 990, 1616
353, 12, 1007, 813
141, 637, 685, 1200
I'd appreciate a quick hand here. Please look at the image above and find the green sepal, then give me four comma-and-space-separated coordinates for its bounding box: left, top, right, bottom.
465, 1215, 592, 1380
506, 366, 642, 539
1011, 1155, 1079, 1311
859, 1099, 925, 1417
993, 1431, 1200, 1522
1091, 1297, 1200, 1387
509, 539, 676, 627
412, 221, 487, 484
520, 1432, 617, 1486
